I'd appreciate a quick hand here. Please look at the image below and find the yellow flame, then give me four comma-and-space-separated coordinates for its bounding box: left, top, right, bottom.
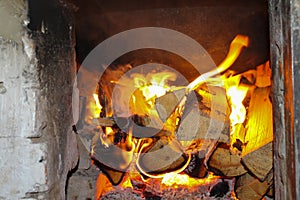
131, 71, 176, 113
121, 176, 133, 188
161, 172, 219, 188
188, 34, 249, 91
90, 93, 102, 118
227, 85, 248, 126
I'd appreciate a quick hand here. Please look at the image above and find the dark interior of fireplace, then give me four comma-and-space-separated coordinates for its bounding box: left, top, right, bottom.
28, 0, 272, 199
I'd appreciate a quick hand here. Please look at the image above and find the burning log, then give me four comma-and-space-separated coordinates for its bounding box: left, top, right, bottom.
97, 164, 126, 186
91, 128, 134, 176
155, 34, 249, 125
176, 86, 230, 145
208, 144, 247, 177
155, 88, 186, 123
137, 137, 189, 176
241, 87, 273, 181
235, 172, 273, 200
93, 115, 169, 138
184, 152, 207, 178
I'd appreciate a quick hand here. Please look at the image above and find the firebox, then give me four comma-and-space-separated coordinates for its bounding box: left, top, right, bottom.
0, 0, 299, 200
69, 1, 272, 199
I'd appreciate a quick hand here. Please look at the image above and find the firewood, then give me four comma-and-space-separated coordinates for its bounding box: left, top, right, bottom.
241, 87, 273, 181
255, 61, 271, 88
93, 162, 126, 187
208, 145, 247, 177
91, 128, 134, 173
92, 117, 115, 127
155, 88, 186, 122
242, 142, 273, 181
93, 116, 170, 138
155, 34, 249, 124
137, 137, 187, 174
176, 86, 230, 145
235, 173, 272, 200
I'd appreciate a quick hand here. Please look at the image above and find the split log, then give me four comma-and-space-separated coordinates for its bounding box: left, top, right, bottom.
175, 86, 230, 146
155, 88, 186, 122
235, 172, 273, 200
241, 87, 273, 181
99, 165, 125, 186
93, 116, 170, 138
208, 144, 247, 177
138, 137, 187, 174
93, 117, 115, 127
91, 128, 133, 173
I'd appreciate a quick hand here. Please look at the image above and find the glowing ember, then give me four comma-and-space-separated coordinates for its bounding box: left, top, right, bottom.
161, 172, 219, 188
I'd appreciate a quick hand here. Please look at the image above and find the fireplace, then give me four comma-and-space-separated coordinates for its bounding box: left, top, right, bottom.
0, 0, 299, 199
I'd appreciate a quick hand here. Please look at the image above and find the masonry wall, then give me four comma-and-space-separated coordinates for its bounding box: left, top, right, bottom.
0, 0, 78, 199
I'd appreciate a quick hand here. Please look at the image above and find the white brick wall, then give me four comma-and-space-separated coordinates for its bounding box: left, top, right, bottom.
0, 1, 54, 199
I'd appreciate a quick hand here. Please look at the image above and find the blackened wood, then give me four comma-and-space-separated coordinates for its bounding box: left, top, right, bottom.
184, 153, 207, 178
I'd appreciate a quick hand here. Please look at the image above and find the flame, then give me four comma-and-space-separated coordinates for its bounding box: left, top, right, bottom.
95, 173, 133, 200
161, 172, 219, 188
225, 75, 249, 126
227, 85, 248, 125
130, 71, 177, 116
90, 93, 102, 119
91, 34, 268, 199
187, 34, 249, 91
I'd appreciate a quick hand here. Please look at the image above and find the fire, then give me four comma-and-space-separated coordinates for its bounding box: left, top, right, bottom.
90, 93, 102, 118
225, 75, 249, 127
130, 71, 177, 116
89, 34, 273, 199
133, 71, 175, 101
161, 172, 219, 188
187, 34, 249, 91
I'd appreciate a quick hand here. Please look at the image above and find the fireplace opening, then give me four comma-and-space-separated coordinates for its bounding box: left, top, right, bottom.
64, 0, 273, 199
4, 0, 300, 199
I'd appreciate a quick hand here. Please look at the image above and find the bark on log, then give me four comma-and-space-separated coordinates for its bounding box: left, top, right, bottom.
208, 144, 247, 177
241, 87, 273, 181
